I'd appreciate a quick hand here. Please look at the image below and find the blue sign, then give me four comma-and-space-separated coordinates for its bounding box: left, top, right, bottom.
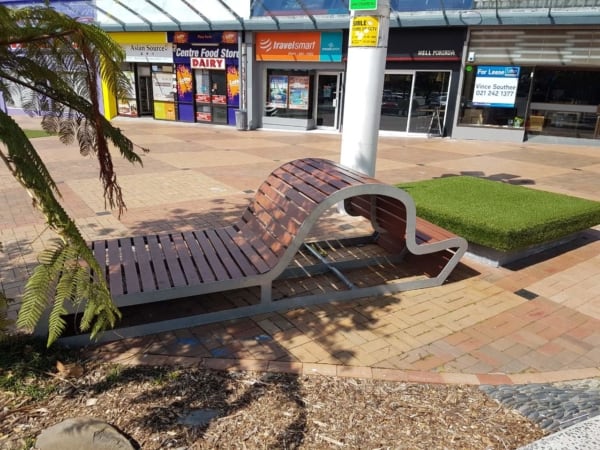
472, 65, 520, 108
319, 31, 343, 62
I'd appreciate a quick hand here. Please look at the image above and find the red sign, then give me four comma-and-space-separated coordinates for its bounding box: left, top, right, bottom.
212, 95, 227, 105
196, 112, 212, 121
195, 93, 211, 103
191, 57, 225, 70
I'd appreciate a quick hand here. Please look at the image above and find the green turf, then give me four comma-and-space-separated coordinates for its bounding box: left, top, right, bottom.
397, 176, 600, 252
24, 129, 53, 138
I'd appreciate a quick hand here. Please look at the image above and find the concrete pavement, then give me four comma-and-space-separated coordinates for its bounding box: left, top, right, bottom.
1, 115, 600, 387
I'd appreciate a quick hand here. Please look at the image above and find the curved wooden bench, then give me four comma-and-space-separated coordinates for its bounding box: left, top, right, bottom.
59, 158, 467, 345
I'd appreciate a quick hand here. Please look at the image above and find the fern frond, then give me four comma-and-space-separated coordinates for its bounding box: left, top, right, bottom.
17, 247, 61, 331
47, 288, 68, 346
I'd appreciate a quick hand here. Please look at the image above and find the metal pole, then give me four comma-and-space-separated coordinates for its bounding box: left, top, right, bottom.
339, 0, 390, 177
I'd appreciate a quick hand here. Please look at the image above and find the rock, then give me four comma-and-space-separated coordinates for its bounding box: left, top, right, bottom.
35, 417, 134, 450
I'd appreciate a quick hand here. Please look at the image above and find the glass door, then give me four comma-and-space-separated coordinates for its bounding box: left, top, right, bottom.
316, 73, 342, 129
380, 72, 414, 133
409, 71, 451, 135
137, 65, 153, 116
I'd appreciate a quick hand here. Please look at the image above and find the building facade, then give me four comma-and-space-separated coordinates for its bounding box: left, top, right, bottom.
3, 0, 600, 143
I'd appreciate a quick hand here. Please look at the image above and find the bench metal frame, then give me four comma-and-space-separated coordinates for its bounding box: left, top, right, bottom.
53, 158, 467, 346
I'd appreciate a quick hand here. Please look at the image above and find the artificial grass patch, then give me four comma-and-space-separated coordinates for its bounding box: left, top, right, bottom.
397, 176, 600, 252
24, 129, 54, 138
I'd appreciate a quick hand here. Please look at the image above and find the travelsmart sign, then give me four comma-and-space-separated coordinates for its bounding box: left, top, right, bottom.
472, 66, 520, 108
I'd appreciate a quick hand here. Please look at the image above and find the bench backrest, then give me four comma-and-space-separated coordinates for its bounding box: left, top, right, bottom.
234, 158, 411, 267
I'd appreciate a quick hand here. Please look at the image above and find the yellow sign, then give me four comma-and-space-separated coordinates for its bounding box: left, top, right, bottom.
350, 16, 379, 47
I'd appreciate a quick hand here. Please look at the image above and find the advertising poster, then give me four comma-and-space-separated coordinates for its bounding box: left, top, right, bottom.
154, 102, 176, 121
288, 76, 310, 110
472, 66, 520, 108
152, 72, 175, 102
176, 64, 194, 103
227, 65, 240, 107
269, 75, 288, 107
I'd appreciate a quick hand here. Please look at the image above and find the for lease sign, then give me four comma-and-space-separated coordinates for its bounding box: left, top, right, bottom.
472, 66, 520, 108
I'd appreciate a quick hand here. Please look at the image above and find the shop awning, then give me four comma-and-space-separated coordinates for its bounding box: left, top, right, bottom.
1, 0, 599, 31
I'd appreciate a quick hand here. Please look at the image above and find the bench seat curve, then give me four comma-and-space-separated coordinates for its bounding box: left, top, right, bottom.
55, 158, 468, 345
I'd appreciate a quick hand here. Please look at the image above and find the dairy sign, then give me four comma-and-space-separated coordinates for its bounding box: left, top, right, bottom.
191, 57, 225, 69
472, 66, 520, 108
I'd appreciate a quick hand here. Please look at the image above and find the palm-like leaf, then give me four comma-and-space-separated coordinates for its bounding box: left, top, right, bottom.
0, 4, 143, 345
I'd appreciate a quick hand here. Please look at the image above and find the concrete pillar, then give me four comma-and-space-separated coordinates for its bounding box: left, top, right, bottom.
339, 0, 390, 177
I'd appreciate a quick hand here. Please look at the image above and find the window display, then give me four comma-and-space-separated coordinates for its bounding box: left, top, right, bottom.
288, 76, 310, 110
117, 69, 137, 117
265, 70, 313, 119
269, 75, 288, 108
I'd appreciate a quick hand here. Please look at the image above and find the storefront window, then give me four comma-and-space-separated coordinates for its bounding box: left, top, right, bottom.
117, 63, 137, 117
380, 71, 450, 135
459, 65, 532, 129
265, 70, 313, 119
528, 68, 600, 139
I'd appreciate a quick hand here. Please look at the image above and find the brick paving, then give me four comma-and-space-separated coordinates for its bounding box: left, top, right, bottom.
2, 115, 600, 385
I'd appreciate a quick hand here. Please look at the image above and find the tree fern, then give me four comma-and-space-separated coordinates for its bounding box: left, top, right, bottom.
1, 4, 145, 345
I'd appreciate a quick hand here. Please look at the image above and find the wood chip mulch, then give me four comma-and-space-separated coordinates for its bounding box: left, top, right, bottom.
0, 362, 546, 449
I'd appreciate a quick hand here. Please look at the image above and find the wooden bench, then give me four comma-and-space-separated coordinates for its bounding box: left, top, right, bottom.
56, 158, 467, 345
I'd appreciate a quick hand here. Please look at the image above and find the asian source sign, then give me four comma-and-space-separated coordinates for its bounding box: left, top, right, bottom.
472, 66, 520, 108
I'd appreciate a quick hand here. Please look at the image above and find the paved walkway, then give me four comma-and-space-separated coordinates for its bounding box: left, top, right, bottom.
2, 116, 600, 387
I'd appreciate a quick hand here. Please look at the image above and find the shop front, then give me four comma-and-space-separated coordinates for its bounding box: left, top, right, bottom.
254, 31, 344, 131
107, 32, 175, 121
454, 27, 600, 142
380, 27, 466, 137
169, 31, 240, 126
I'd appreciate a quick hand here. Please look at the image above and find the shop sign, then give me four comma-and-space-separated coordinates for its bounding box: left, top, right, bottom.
256, 31, 342, 62
123, 44, 172, 63
191, 57, 226, 69
417, 49, 457, 57
472, 66, 520, 108
350, 16, 379, 47
350, 0, 377, 10
169, 31, 238, 45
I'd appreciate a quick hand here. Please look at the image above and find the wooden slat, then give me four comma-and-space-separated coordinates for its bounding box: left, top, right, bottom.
225, 227, 271, 274
145, 235, 171, 290
268, 176, 319, 213
308, 158, 377, 185
258, 184, 309, 227
172, 233, 201, 285
182, 231, 216, 283
194, 230, 229, 281
289, 161, 341, 195
275, 169, 329, 204
205, 228, 243, 279
158, 234, 187, 288
92, 241, 107, 282
132, 236, 155, 293
118, 238, 141, 295
106, 239, 123, 297
214, 228, 258, 276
